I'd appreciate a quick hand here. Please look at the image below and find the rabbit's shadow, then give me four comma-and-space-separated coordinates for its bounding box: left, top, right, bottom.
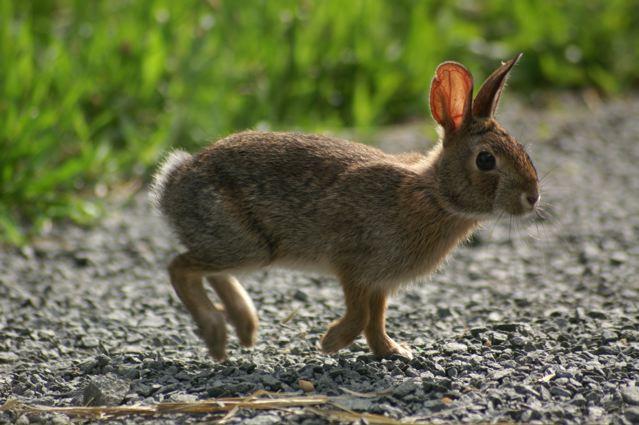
119, 353, 445, 402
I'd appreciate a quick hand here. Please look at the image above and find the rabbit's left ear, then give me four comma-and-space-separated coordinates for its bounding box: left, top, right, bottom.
429, 62, 474, 134
473, 53, 523, 118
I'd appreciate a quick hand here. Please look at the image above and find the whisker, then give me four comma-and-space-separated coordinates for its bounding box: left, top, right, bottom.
508, 215, 513, 240
535, 204, 557, 222
527, 216, 544, 241
539, 165, 559, 183
488, 211, 506, 239
533, 218, 542, 239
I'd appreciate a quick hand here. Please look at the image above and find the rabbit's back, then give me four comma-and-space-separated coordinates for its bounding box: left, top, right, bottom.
158, 132, 407, 269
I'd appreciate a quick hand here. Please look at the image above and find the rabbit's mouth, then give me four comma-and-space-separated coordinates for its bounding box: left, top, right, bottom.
500, 198, 539, 217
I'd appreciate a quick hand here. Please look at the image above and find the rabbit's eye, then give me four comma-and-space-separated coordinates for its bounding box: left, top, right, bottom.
476, 151, 496, 171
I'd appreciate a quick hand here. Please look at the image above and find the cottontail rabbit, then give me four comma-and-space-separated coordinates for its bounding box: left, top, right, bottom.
151, 53, 538, 361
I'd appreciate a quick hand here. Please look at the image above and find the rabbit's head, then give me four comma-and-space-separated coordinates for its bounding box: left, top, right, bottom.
429, 53, 539, 218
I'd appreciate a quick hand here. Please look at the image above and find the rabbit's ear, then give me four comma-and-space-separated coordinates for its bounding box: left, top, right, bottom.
473, 53, 522, 118
429, 62, 474, 134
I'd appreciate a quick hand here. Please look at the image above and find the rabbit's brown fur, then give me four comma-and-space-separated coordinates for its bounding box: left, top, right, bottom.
151, 54, 539, 361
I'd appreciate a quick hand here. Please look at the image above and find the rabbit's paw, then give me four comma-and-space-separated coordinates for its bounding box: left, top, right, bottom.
196, 311, 228, 361
382, 343, 413, 360
320, 320, 362, 354
233, 314, 259, 347
370, 336, 413, 360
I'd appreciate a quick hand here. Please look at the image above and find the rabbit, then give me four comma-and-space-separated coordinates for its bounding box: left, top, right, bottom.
150, 53, 539, 361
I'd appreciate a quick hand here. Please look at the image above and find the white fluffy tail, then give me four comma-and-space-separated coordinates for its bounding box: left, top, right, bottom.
149, 149, 192, 212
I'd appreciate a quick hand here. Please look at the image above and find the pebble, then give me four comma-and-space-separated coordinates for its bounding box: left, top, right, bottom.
625, 407, 639, 423
550, 387, 572, 398
443, 342, 467, 353
491, 333, 509, 344
82, 374, 131, 406
601, 330, 617, 342
243, 414, 282, 425
15, 415, 29, 425
587, 310, 608, 320
392, 380, 419, 397
622, 386, 639, 406
0, 353, 18, 363
80, 336, 100, 348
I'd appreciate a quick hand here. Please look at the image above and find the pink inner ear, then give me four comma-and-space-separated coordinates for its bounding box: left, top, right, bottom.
430, 63, 472, 131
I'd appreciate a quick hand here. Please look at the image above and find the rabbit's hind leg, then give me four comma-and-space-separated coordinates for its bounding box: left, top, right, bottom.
207, 274, 258, 347
320, 282, 370, 354
168, 253, 228, 361
364, 291, 413, 359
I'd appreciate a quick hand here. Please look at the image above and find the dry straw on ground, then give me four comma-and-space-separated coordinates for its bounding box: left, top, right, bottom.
0, 390, 437, 424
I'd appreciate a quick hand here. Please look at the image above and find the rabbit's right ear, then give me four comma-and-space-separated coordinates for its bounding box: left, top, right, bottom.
429, 62, 474, 135
472, 53, 522, 118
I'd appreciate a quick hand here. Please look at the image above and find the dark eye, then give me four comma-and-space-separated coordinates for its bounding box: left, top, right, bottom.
476, 151, 496, 171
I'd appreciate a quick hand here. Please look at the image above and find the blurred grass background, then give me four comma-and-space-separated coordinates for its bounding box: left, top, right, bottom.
1, 0, 638, 244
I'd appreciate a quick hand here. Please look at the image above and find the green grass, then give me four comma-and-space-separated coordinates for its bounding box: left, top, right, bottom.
1, 0, 638, 244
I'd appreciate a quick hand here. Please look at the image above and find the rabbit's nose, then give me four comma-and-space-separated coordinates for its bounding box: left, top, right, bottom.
521, 191, 539, 210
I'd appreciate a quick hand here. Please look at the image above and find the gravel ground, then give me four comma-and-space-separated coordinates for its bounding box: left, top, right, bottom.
1, 96, 639, 424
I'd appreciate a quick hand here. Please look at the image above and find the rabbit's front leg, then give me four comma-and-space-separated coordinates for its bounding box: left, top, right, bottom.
365, 291, 413, 359
320, 282, 370, 354
169, 254, 228, 360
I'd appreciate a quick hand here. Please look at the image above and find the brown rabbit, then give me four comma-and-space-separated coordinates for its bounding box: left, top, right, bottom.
150, 53, 539, 361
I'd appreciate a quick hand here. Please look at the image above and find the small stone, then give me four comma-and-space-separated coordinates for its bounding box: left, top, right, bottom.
514, 384, 539, 397
570, 394, 587, 406
610, 252, 628, 265
494, 323, 519, 332
207, 382, 226, 397
488, 312, 503, 322
243, 414, 282, 425
491, 332, 509, 344
587, 310, 607, 320
138, 313, 165, 328
260, 374, 280, 387
622, 386, 639, 405
298, 379, 314, 393
80, 336, 99, 348
596, 346, 616, 355
579, 243, 600, 263
550, 387, 571, 398
393, 381, 419, 398
437, 307, 453, 319
338, 397, 373, 411
73, 253, 91, 267
15, 415, 29, 425
588, 406, 605, 419
510, 336, 526, 347
169, 393, 198, 402
626, 407, 639, 423
293, 289, 309, 302
0, 352, 19, 363
490, 369, 510, 380
136, 382, 160, 397
602, 330, 618, 342
422, 399, 447, 412
82, 374, 130, 406
520, 409, 542, 421
50, 415, 71, 425
443, 342, 467, 353
120, 345, 145, 354
470, 327, 488, 337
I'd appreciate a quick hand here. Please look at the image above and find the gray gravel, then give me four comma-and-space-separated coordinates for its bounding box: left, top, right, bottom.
1, 96, 639, 424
